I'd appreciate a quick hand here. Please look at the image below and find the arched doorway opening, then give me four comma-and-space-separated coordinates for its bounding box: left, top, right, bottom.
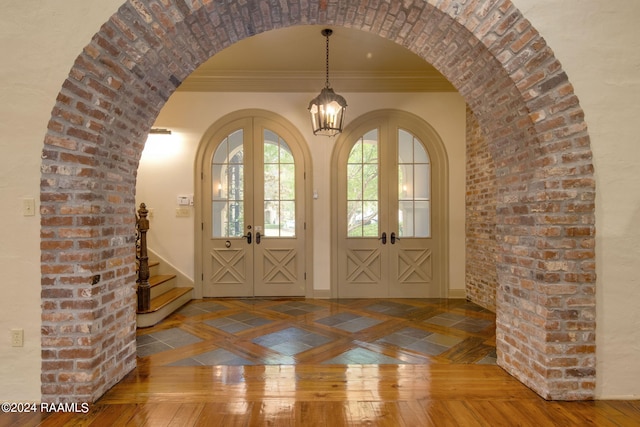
40, 1, 596, 402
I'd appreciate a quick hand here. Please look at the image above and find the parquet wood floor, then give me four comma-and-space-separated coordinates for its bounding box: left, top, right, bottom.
5, 298, 640, 426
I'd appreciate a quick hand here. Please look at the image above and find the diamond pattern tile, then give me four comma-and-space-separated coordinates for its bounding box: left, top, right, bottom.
136, 327, 202, 357
424, 313, 493, 333
316, 312, 382, 332
376, 328, 464, 356
205, 313, 272, 334
169, 349, 255, 366
253, 327, 333, 356
364, 301, 419, 318
268, 301, 324, 316
322, 348, 407, 365
136, 298, 496, 366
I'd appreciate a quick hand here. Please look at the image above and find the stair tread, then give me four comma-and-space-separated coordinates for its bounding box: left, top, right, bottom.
149, 274, 176, 287
138, 287, 192, 314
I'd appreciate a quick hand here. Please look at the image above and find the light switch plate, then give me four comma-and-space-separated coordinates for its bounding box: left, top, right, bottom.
176, 207, 190, 217
11, 329, 24, 347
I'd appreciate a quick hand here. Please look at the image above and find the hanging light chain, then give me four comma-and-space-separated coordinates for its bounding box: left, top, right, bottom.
323, 29, 332, 88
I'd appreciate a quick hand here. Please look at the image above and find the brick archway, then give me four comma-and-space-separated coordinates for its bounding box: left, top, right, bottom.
41, 0, 595, 402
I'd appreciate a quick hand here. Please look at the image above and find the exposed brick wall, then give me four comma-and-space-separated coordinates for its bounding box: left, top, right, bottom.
465, 106, 498, 312
40, 0, 596, 402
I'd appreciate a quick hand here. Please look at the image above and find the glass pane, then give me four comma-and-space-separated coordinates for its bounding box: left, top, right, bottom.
264, 201, 279, 236
414, 201, 431, 237
398, 165, 413, 200
362, 143, 378, 165
212, 164, 225, 200
348, 141, 363, 164
362, 164, 378, 200
363, 129, 378, 147
212, 138, 229, 164
227, 164, 244, 201
280, 140, 294, 163
212, 201, 226, 237
414, 164, 430, 200
264, 164, 279, 200
414, 138, 430, 164
398, 201, 413, 237
264, 141, 279, 163
228, 130, 243, 163
280, 201, 295, 236
280, 164, 295, 200
398, 130, 413, 163
264, 129, 278, 144
347, 201, 363, 237
212, 131, 244, 238
212, 201, 244, 238
347, 164, 363, 200
229, 201, 244, 237
362, 200, 379, 237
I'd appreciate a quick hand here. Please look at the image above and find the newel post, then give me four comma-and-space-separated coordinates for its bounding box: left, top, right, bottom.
136, 203, 150, 312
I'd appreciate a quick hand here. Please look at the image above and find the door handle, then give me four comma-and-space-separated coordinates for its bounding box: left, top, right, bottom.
242, 231, 252, 244
378, 232, 387, 244
390, 232, 400, 244
256, 231, 261, 244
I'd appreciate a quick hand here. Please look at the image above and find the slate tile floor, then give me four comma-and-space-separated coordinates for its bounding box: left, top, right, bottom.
137, 298, 497, 367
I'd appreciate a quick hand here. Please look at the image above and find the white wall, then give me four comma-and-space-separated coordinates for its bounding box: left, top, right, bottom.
0, 0, 637, 402
0, 0, 124, 401
136, 92, 467, 296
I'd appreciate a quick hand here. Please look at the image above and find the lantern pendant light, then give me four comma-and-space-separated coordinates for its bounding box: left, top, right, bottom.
308, 29, 347, 137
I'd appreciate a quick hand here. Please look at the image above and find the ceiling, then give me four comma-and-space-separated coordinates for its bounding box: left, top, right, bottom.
178, 25, 456, 93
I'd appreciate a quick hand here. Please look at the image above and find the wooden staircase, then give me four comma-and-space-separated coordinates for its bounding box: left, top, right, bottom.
136, 202, 192, 328
137, 260, 192, 328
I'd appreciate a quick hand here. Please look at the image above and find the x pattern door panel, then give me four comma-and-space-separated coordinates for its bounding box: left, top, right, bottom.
210, 248, 247, 284
396, 248, 432, 283
346, 248, 382, 284
262, 248, 298, 284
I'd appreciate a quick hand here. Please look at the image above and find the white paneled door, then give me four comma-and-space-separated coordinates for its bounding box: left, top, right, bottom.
202, 116, 306, 297
335, 112, 446, 298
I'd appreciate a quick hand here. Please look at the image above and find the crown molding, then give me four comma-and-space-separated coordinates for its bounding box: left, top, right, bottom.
177, 71, 456, 93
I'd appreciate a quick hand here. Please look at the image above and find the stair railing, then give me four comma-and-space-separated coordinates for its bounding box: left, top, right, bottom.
136, 203, 151, 312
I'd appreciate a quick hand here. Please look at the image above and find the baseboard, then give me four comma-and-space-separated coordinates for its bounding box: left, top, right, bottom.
314, 289, 466, 299
313, 289, 332, 299
595, 394, 640, 400
448, 288, 467, 299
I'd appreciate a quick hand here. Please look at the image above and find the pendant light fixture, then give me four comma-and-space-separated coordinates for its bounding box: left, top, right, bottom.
308, 28, 347, 137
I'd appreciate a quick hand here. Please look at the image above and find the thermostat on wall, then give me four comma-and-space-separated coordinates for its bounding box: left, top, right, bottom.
177, 195, 192, 206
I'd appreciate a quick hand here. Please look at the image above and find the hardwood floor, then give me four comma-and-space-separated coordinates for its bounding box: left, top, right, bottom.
4, 298, 640, 426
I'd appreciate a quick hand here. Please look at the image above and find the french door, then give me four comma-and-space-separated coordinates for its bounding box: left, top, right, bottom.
335, 112, 445, 298
201, 116, 306, 297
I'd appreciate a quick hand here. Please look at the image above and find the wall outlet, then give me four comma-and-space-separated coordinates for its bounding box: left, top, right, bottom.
22, 198, 36, 216
11, 329, 24, 347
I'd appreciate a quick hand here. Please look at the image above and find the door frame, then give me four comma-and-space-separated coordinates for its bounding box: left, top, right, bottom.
194, 109, 314, 298
330, 109, 450, 298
